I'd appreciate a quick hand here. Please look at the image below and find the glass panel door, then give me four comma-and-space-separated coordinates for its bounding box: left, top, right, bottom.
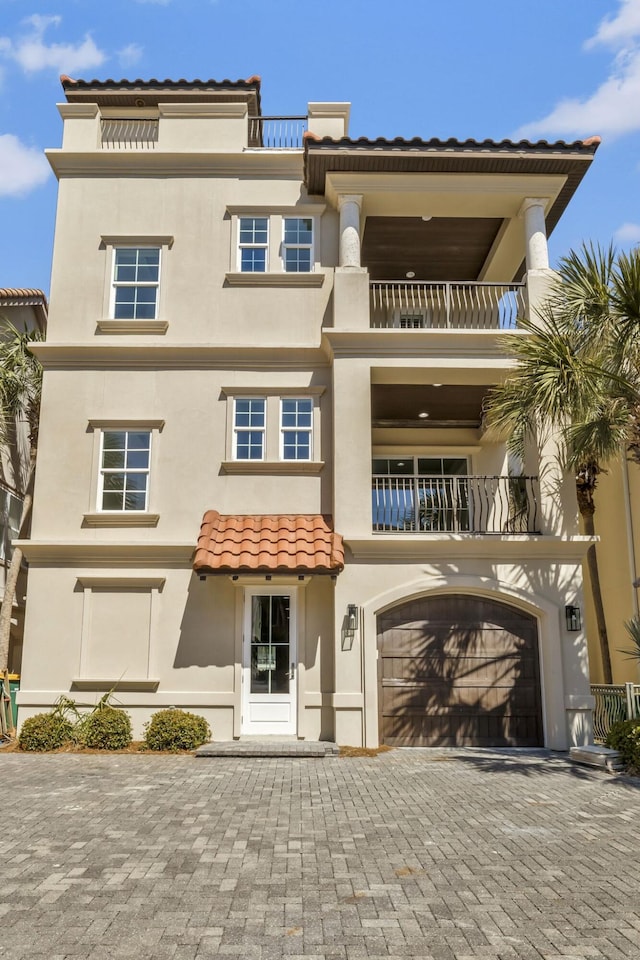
250, 595, 290, 695
242, 589, 297, 735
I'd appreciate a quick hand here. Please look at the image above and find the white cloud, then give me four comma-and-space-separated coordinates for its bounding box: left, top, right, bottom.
516, 50, 640, 139
615, 221, 640, 244
118, 43, 143, 68
0, 134, 49, 196
586, 0, 640, 49
516, 0, 640, 140
0, 13, 106, 75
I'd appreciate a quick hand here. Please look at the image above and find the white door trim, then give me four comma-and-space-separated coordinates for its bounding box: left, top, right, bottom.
241, 586, 297, 736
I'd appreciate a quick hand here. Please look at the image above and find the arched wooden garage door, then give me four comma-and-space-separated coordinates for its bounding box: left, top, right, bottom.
377, 594, 543, 747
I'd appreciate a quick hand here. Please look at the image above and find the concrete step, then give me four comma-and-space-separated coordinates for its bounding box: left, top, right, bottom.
570, 744, 624, 773
195, 739, 340, 758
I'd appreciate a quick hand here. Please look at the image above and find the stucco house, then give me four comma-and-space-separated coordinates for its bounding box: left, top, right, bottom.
17, 76, 601, 748
0, 287, 47, 676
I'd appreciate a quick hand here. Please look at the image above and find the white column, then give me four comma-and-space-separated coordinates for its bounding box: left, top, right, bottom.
520, 198, 550, 271
337, 194, 363, 268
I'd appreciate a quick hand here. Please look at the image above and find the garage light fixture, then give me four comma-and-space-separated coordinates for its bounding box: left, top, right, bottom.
342, 603, 359, 650
565, 604, 581, 632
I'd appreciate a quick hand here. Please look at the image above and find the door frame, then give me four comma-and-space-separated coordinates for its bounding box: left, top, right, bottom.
241, 586, 298, 736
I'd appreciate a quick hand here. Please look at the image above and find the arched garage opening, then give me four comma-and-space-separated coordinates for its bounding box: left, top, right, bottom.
377, 594, 543, 747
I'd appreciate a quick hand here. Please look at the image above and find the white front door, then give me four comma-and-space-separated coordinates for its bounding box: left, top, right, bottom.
242, 588, 297, 736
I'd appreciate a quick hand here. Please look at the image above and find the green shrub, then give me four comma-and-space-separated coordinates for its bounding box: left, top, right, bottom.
80, 705, 132, 750
144, 709, 211, 752
19, 713, 74, 752
606, 718, 640, 771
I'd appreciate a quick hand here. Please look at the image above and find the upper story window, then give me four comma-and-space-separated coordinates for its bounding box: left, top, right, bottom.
227, 207, 325, 281
111, 247, 160, 319
239, 218, 269, 273
282, 218, 313, 273
98, 430, 151, 511
233, 398, 266, 460
281, 398, 313, 460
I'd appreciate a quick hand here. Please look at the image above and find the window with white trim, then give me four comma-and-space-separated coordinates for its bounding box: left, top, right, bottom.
233, 398, 266, 460
280, 398, 313, 460
111, 247, 160, 319
282, 217, 313, 273
239, 217, 269, 273
98, 430, 151, 511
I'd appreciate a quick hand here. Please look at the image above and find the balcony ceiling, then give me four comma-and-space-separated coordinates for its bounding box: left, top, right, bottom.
362, 216, 503, 281
372, 384, 490, 427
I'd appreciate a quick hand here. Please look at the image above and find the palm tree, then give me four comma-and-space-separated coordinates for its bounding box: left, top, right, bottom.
485, 244, 640, 684
0, 319, 44, 735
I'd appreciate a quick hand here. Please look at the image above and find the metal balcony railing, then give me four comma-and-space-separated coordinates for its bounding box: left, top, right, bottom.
372, 475, 540, 534
247, 116, 308, 149
101, 118, 159, 149
591, 683, 640, 743
370, 281, 525, 330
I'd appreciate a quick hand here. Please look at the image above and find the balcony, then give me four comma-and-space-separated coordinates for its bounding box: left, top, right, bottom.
98, 116, 307, 151
247, 116, 308, 149
370, 281, 525, 330
372, 475, 540, 534
100, 118, 159, 149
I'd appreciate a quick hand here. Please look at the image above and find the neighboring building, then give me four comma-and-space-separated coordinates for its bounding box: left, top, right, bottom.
582, 461, 640, 684
17, 76, 600, 747
0, 288, 48, 674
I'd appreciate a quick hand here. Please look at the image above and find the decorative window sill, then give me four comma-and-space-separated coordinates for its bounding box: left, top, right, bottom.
224, 272, 325, 287
82, 512, 160, 527
221, 460, 325, 475
71, 678, 160, 692
96, 319, 168, 334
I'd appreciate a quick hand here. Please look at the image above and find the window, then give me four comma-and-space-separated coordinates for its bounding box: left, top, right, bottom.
228, 209, 323, 278
98, 430, 151, 511
282, 218, 313, 273
239, 217, 269, 273
233, 398, 266, 460
0, 487, 22, 562
111, 247, 160, 319
280, 398, 313, 460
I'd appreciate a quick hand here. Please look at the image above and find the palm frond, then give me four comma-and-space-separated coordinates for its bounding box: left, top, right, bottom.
0, 319, 44, 446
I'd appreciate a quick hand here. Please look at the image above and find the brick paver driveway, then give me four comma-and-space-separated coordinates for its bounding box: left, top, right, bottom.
1, 750, 639, 960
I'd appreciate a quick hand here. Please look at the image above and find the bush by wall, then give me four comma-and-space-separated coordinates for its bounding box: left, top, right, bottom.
19, 713, 74, 751
80, 706, 132, 750
605, 718, 640, 772
144, 709, 211, 751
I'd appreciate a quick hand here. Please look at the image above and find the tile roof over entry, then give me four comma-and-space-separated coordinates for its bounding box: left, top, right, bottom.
194, 512, 344, 575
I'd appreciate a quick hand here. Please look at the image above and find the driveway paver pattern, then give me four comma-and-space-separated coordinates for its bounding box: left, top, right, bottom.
0, 749, 639, 959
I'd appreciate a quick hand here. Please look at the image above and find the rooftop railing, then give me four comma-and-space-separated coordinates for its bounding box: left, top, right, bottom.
370, 281, 525, 330
247, 116, 308, 149
372, 474, 540, 534
101, 118, 159, 149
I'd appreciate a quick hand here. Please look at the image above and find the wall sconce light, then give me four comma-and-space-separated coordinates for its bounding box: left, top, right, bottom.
565, 604, 581, 632
342, 603, 359, 651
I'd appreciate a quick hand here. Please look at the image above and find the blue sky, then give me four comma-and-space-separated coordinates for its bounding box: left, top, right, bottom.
1, 0, 639, 294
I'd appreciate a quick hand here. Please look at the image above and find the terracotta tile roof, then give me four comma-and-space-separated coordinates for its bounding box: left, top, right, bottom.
0, 288, 48, 305
61, 75, 262, 112
0, 289, 48, 331
194, 511, 344, 575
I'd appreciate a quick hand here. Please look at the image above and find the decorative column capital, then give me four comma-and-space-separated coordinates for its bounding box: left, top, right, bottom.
518, 197, 547, 218
337, 194, 363, 212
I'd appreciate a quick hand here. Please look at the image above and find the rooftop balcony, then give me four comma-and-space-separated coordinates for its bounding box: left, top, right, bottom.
99, 115, 309, 151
